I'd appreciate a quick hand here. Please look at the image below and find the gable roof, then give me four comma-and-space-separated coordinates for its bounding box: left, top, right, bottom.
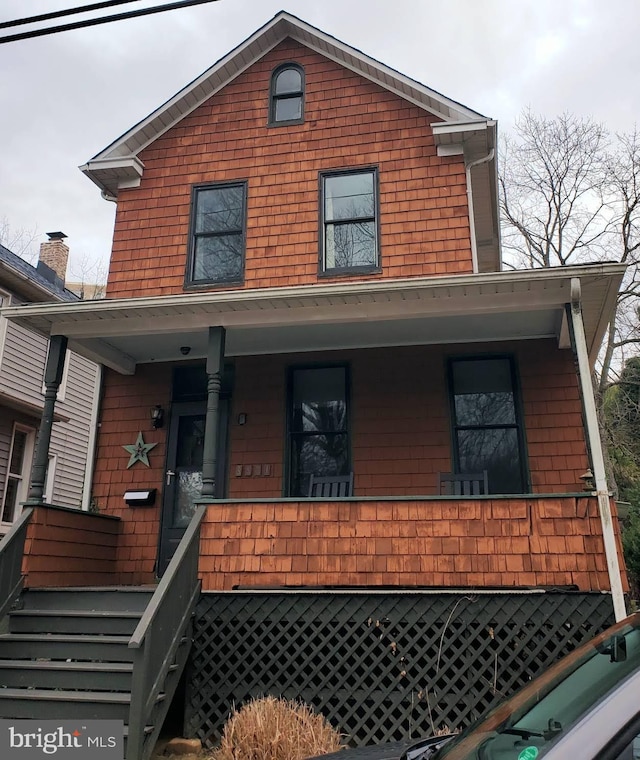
0, 244, 78, 303
80, 11, 492, 195
80, 12, 500, 272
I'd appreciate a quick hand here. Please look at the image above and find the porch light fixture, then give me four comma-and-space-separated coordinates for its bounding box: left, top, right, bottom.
151, 405, 164, 429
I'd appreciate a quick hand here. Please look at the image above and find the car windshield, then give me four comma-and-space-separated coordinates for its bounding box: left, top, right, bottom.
431, 613, 640, 760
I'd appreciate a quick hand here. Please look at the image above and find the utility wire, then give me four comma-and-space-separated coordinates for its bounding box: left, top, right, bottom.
0, 1, 144, 30
0, 0, 220, 44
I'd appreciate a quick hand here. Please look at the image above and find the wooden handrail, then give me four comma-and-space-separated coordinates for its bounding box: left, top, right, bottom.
126, 504, 206, 760
0, 508, 33, 620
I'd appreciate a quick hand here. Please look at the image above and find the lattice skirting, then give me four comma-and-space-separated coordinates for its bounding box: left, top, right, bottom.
184, 590, 615, 747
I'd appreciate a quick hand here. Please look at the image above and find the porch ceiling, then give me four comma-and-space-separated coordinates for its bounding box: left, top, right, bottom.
1, 264, 624, 375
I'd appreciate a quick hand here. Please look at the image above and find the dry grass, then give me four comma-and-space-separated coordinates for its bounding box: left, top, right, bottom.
206, 696, 343, 760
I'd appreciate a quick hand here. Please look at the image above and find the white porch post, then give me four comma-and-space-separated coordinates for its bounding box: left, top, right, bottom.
568, 278, 626, 621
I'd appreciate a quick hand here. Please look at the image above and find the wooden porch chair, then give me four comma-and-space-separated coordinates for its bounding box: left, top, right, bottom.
439, 471, 488, 497
308, 473, 354, 498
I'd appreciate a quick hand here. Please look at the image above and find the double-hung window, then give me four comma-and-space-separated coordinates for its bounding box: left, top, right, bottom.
269, 64, 304, 124
449, 356, 528, 494
287, 366, 350, 497
321, 169, 379, 273
187, 182, 247, 285
1, 425, 35, 524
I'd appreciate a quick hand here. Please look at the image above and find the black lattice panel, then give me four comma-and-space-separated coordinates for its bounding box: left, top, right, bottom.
184, 591, 614, 747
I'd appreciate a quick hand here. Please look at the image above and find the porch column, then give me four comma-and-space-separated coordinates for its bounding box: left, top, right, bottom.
201, 326, 226, 497
26, 335, 68, 505
567, 278, 626, 621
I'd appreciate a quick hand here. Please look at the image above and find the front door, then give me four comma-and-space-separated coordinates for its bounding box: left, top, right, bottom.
157, 399, 229, 575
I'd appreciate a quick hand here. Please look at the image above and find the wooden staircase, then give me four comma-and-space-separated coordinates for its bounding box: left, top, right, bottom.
0, 587, 188, 753
0, 505, 206, 760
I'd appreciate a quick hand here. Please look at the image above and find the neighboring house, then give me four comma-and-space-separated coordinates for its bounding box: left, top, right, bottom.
0, 234, 99, 531
0, 13, 631, 752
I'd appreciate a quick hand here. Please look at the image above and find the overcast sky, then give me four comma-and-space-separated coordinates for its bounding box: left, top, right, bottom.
1, 0, 638, 279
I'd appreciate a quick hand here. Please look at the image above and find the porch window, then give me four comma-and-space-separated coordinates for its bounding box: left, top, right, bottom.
187, 182, 247, 285
320, 169, 379, 273
269, 63, 304, 124
449, 357, 527, 494
1, 425, 35, 523
288, 366, 350, 497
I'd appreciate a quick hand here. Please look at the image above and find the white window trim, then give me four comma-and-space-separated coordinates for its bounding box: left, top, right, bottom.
1, 423, 36, 525
44, 453, 57, 504
0, 288, 11, 370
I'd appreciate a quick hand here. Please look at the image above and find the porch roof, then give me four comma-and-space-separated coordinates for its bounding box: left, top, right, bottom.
1, 264, 624, 375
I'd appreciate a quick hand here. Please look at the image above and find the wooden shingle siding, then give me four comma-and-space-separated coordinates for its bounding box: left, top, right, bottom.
198, 496, 627, 592
107, 39, 473, 299
91, 339, 593, 585
22, 504, 121, 587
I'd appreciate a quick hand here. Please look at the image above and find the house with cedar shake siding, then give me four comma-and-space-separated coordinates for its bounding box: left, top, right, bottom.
4, 13, 628, 605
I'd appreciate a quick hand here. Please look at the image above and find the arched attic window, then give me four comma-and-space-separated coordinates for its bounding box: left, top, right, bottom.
269, 63, 304, 125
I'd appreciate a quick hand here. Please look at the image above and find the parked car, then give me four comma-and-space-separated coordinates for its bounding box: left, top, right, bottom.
319, 611, 640, 760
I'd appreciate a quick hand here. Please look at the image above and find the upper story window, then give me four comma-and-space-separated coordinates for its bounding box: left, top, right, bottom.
269, 64, 304, 124
187, 182, 247, 286
320, 168, 379, 274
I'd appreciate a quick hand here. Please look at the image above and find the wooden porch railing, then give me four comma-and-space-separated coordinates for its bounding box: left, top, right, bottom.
127, 504, 206, 760
0, 508, 33, 620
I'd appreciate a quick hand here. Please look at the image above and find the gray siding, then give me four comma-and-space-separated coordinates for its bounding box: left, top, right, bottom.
0, 300, 99, 511
0, 321, 49, 406
49, 352, 98, 507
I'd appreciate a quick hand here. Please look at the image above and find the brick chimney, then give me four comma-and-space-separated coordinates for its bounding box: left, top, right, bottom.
38, 231, 69, 285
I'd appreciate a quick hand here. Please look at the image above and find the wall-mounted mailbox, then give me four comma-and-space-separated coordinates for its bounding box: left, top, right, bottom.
124, 489, 156, 507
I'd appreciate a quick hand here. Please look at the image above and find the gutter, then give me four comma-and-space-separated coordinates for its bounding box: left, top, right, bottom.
465, 149, 495, 273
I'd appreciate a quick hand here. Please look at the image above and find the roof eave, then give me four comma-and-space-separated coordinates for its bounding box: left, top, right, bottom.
0, 260, 68, 304
82, 11, 488, 195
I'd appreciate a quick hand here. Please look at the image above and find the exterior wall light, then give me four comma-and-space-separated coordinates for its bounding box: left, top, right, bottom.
151, 405, 164, 429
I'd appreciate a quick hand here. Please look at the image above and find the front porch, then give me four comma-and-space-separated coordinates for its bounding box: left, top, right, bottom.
1, 264, 629, 613
197, 495, 616, 591
15, 495, 622, 594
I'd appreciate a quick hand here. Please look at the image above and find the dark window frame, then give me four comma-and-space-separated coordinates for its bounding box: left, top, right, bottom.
446, 353, 530, 495
185, 180, 248, 287
284, 363, 352, 498
268, 62, 305, 126
318, 166, 381, 277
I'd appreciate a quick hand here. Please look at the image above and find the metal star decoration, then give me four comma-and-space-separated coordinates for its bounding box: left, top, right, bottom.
123, 432, 157, 469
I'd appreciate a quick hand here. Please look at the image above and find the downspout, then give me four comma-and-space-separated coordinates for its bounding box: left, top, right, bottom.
568, 277, 626, 621
81, 363, 103, 511
465, 149, 494, 274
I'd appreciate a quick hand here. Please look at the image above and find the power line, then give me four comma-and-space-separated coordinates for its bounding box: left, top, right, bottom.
0, 1, 145, 31
0, 0, 221, 44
